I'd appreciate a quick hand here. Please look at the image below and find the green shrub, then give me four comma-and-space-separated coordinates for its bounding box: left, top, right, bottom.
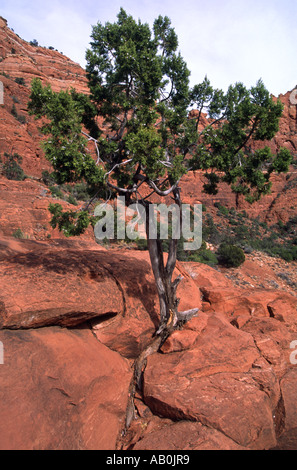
2, 152, 26, 181
49, 185, 64, 199
12, 228, 24, 239
67, 194, 78, 206
135, 238, 147, 250
217, 243, 245, 268
41, 170, 56, 185
187, 248, 218, 266
14, 77, 26, 85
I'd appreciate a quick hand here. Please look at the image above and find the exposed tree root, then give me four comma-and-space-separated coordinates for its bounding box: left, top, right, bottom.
122, 308, 198, 435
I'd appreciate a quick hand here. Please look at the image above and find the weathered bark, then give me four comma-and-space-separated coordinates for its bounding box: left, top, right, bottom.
122, 192, 198, 434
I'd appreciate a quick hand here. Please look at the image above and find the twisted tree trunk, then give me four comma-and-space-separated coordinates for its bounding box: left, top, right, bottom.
123, 190, 198, 433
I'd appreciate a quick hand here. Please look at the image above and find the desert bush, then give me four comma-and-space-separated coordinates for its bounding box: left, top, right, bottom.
67, 194, 78, 206
12, 228, 24, 239
14, 77, 25, 85
187, 248, 218, 266
49, 185, 64, 199
41, 170, 56, 185
217, 243, 246, 268
2, 152, 26, 181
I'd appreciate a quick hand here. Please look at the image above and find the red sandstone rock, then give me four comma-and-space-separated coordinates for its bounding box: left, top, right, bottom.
0, 240, 124, 328
143, 313, 279, 449
133, 420, 247, 450
0, 326, 131, 450
0, 177, 94, 241
92, 250, 202, 358
0, 237, 296, 450
275, 368, 297, 450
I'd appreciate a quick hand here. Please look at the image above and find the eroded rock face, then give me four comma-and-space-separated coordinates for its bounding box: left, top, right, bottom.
0, 238, 297, 450
0, 18, 296, 451
133, 420, 247, 450
0, 20, 89, 178
0, 241, 125, 328
143, 313, 277, 450
0, 326, 131, 450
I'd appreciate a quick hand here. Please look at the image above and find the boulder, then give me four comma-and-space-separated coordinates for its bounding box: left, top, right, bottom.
0, 326, 131, 450
143, 313, 278, 449
200, 286, 297, 330
0, 243, 124, 329
133, 420, 247, 450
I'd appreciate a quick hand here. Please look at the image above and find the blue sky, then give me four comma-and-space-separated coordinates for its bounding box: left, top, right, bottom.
1, 0, 296, 96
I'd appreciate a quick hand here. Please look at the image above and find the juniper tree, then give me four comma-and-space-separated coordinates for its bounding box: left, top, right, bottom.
28, 8, 292, 397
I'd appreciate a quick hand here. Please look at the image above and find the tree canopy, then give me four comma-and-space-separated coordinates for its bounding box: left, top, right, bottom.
29, 8, 291, 220
28, 8, 293, 430
28, 8, 293, 326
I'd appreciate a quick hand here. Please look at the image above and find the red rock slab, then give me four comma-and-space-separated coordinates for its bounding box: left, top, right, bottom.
0, 247, 124, 328
201, 286, 297, 326
275, 368, 297, 450
0, 326, 131, 450
92, 251, 202, 359
143, 313, 278, 449
144, 370, 276, 450
267, 296, 297, 331
241, 317, 294, 378
133, 420, 247, 450
181, 261, 233, 290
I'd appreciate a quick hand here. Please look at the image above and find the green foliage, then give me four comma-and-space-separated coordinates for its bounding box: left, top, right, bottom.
86, 8, 190, 188
41, 170, 57, 185
215, 203, 229, 216
67, 182, 91, 202
11, 103, 17, 117
49, 203, 91, 237
66, 194, 78, 206
28, 9, 292, 241
14, 77, 26, 85
28, 78, 105, 188
11, 103, 26, 123
16, 114, 26, 124
217, 243, 246, 267
12, 228, 24, 239
187, 247, 218, 266
2, 152, 26, 181
49, 185, 64, 199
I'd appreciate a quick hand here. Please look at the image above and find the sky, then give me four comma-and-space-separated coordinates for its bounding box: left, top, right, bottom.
1, 0, 296, 96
